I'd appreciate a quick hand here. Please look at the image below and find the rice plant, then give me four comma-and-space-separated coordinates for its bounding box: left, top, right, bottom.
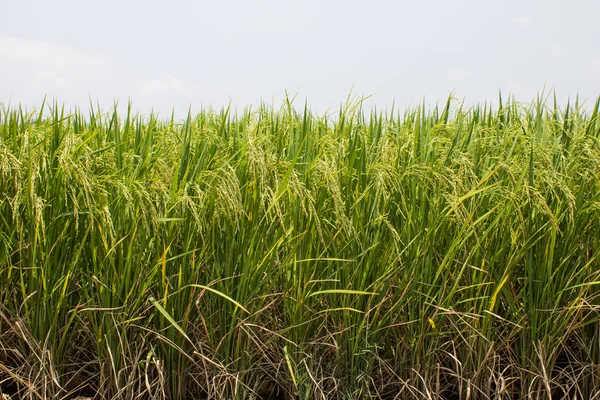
0, 94, 599, 399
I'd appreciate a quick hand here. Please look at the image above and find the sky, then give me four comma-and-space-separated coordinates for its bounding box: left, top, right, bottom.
1, 0, 599, 117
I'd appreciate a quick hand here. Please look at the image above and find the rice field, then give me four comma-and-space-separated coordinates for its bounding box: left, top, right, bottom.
1, 94, 599, 399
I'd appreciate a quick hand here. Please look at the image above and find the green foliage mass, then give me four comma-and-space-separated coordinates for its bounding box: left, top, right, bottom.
1, 94, 599, 399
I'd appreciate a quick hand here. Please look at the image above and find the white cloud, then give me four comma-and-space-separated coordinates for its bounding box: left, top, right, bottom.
0, 36, 114, 73
139, 74, 188, 96
511, 15, 530, 25
448, 67, 471, 82
0, 35, 193, 114
0, 35, 116, 94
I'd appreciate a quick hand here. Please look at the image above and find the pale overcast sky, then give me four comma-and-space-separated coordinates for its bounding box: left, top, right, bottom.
1, 0, 599, 116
